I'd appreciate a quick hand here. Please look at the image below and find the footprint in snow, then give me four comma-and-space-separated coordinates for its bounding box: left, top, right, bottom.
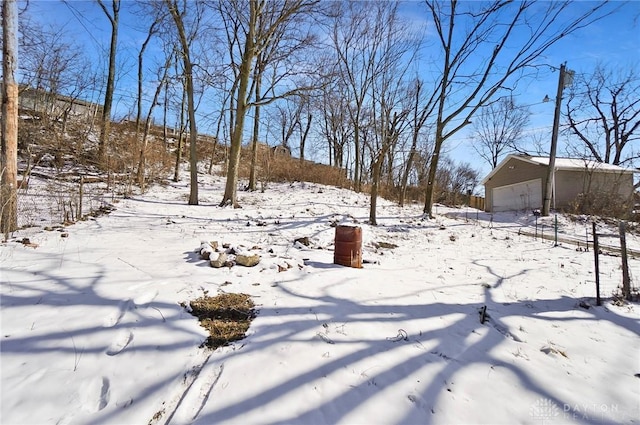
79, 376, 110, 412
407, 393, 432, 414
102, 299, 132, 328
133, 290, 159, 308
106, 330, 133, 356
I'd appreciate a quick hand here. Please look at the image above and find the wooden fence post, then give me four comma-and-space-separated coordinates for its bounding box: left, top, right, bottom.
592, 222, 601, 306
619, 221, 631, 301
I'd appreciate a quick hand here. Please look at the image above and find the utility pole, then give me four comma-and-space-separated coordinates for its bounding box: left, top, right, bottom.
542, 63, 573, 216
1, 0, 19, 235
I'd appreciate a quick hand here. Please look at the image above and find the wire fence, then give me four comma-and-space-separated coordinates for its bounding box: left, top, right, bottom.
447, 208, 639, 302
14, 173, 126, 229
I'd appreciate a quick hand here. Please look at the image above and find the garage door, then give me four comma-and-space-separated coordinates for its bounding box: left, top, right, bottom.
492, 178, 542, 212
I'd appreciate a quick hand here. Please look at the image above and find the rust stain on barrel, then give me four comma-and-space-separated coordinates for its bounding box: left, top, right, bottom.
334, 225, 362, 268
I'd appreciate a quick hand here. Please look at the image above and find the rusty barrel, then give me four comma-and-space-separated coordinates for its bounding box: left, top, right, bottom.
333, 225, 362, 268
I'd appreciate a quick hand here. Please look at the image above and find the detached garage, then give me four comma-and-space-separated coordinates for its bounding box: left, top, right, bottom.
482, 154, 635, 213
491, 178, 542, 212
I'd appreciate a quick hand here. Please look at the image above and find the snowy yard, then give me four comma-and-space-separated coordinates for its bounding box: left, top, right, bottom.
1, 172, 639, 424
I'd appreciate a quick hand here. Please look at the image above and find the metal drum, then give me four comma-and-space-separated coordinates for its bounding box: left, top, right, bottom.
333, 225, 362, 268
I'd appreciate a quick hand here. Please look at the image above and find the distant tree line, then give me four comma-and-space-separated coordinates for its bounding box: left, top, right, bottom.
2, 0, 637, 233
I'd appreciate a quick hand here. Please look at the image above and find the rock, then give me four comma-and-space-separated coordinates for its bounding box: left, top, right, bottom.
278, 264, 288, 272
374, 241, 398, 249
294, 236, 310, 246
578, 301, 591, 309
200, 241, 216, 260
201, 249, 211, 260
236, 253, 260, 267
210, 252, 228, 268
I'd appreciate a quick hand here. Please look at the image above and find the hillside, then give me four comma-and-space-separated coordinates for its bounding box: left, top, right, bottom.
1, 170, 639, 424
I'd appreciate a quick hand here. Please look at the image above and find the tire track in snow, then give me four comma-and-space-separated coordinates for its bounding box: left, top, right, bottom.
147, 353, 223, 425
168, 362, 225, 424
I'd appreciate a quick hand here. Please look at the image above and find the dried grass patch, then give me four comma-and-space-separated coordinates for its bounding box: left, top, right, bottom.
183, 293, 256, 350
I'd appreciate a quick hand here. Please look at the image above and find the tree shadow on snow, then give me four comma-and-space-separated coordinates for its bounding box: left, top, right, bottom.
190, 267, 638, 425
0, 253, 208, 424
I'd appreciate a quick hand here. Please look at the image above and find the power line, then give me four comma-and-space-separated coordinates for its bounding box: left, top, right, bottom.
61, 0, 108, 57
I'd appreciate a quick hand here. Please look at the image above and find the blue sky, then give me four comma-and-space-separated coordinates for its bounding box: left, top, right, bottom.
410, 1, 640, 178
22, 0, 640, 180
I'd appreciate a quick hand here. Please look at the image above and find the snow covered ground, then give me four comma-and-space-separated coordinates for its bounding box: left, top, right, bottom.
1, 171, 639, 424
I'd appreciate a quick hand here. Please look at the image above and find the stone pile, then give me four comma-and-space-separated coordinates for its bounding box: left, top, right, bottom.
198, 241, 261, 268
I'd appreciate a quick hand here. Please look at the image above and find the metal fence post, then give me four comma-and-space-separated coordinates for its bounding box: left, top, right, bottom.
592, 222, 601, 306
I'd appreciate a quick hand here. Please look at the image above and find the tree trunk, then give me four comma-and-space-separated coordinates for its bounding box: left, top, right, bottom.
220, 0, 257, 207
369, 154, 383, 225
186, 72, 199, 206
136, 22, 157, 136
163, 83, 169, 150
353, 124, 361, 192
299, 110, 312, 162
248, 60, 263, 192
137, 60, 168, 191
173, 88, 186, 182
423, 133, 443, 218
1, 0, 18, 234
168, 0, 199, 205
248, 102, 260, 191
97, 0, 120, 165
399, 144, 417, 207
208, 97, 227, 174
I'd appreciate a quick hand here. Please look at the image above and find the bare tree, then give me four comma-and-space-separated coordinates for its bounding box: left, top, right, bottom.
136, 51, 174, 190
328, 1, 379, 193
272, 100, 299, 151
368, 109, 409, 225
471, 97, 530, 169
172, 73, 188, 182
96, 0, 120, 163
297, 96, 313, 162
421, 0, 617, 218
19, 22, 96, 139
399, 78, 437, 207
362, 2, 415, 225
1, 0, 19, 234
135, 19, 160, 133
165, 0, 204, 205
218, 0, 319, 207
565, 64, 640, 168
317, 80, 352, 169
245, 1, 319, 191
431, 157, 479, 206
218, 0, 256, 206
270, 93, 312, 162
